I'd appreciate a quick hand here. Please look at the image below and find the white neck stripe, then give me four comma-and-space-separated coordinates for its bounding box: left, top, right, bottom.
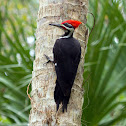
59, 29, 74, 39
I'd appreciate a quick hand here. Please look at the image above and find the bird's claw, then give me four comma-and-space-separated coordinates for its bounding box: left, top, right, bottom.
43, 54, 54, 65
44, 54, 50, 61
43, 60, 50, 66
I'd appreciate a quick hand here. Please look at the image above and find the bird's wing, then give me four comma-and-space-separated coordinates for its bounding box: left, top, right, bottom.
53, 39, 81, 96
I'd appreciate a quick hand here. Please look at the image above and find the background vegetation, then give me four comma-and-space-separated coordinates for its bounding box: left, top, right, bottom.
0, 0, 38, 125
0, 0, 126, 126
82, 0, 126, 125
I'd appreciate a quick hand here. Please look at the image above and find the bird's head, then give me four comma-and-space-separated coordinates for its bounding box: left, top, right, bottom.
49, 20, 82, 38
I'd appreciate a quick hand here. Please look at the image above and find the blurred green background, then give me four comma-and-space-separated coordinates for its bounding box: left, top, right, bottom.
0, 0, 126, 126
0, 0, 38, 125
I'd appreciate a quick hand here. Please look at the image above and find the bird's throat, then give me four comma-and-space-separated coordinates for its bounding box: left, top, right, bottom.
60, 30, 73, 39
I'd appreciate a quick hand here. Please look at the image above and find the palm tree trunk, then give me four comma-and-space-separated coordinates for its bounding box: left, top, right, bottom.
29, 0, 88, 125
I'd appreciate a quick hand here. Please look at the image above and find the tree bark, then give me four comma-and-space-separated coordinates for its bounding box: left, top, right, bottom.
29, 0, 88, 125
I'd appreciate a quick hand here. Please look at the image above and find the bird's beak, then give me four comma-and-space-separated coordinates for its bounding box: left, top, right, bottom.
49, 23, 62, 28
49, 23, 66, 31
49, 23, 68, 32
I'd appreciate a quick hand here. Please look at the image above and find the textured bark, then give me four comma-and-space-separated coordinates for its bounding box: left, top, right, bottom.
29, 0, 88, 125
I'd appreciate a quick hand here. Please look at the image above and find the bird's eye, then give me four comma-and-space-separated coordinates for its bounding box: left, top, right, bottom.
63, 23, 74, 28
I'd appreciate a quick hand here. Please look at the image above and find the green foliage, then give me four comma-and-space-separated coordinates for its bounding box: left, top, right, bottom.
82, 0, 126, 125
0, 0, 38, 125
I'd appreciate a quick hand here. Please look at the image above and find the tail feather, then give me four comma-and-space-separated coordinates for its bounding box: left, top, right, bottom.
54, 80, 63, 111
62, 96, 70, 112
54, 80, 71, 112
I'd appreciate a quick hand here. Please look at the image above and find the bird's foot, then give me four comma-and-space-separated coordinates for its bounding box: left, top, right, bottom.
43, 54, 54, 65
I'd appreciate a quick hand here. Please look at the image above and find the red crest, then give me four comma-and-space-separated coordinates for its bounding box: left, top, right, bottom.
61, 20, 82, 29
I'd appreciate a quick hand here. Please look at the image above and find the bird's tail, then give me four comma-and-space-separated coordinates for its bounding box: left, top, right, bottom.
54, 80, 70, 112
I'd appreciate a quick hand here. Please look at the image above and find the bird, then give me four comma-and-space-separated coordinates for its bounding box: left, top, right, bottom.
44, 20, 81, 112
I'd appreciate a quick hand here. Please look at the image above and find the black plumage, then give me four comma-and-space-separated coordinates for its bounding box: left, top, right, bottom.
53, 37, 81, 112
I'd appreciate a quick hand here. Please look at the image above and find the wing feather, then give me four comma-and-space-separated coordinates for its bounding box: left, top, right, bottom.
53, 38, 81, 96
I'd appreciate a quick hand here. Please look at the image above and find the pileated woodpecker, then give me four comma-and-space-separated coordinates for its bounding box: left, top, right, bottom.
45, 20, 82, 112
